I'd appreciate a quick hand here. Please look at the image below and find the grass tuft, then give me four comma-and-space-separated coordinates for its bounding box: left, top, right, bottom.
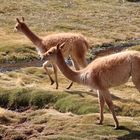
30, 90, 56, 108
55, 95, 107, 115
8, 88, 31, 110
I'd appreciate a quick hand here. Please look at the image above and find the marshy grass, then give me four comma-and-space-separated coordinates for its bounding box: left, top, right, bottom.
0, 67, 140, 118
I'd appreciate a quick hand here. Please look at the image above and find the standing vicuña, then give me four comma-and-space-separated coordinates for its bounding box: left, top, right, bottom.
43, 43, 140, 129
14, 17, 89, 89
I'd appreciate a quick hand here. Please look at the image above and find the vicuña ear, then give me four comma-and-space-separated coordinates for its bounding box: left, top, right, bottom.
59, 42, 65, 50
22, 17, 25, 22
56, 42, 65, 50
56, 43, 60, 50
56, 42, 65, 51
16, 18, 21, 23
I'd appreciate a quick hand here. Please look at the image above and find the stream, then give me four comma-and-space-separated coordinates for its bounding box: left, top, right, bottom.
0, 39, 140, 72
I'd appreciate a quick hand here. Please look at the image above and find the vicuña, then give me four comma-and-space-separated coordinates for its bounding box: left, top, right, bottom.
43, 43, 140, 129
14, 17, 89, 89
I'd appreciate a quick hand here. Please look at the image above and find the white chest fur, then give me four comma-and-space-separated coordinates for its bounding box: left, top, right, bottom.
36, 47, 45, 59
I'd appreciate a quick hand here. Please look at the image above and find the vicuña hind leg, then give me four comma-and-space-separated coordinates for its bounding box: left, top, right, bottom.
131, 57, 140, 92
97, 90, 105, 125
132, 78, 140, 92
100, 89, 119, 129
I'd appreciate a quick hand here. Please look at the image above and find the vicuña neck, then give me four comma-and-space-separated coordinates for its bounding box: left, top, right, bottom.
56, 50, 82, 84
21, 24, 42, 47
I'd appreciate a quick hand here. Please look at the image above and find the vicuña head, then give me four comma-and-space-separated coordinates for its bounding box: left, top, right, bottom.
43, 42, 65, 62
14, 17, 26, 32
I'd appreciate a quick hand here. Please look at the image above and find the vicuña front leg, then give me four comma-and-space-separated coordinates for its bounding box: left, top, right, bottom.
101, 89, 119, 129
97, 90, 105, 125
52, 63, 59, 89
43, 61, 54, 86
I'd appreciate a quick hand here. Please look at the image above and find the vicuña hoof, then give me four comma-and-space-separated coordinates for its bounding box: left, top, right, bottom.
50, 80, 54, 85
66, 82, 73, 89
113, 126, 119, 130
66, 86, 71, 90
96, 120, 103, 125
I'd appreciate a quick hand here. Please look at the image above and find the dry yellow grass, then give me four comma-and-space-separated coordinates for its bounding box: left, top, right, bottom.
0, 108, 140, 140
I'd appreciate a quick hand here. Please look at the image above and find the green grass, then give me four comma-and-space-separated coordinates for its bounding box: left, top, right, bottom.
0, 42, 38, 63
0, 67, 140, 117
0, 87, 100, 114
55, 95, 100, 114
0, 84, 139, 117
